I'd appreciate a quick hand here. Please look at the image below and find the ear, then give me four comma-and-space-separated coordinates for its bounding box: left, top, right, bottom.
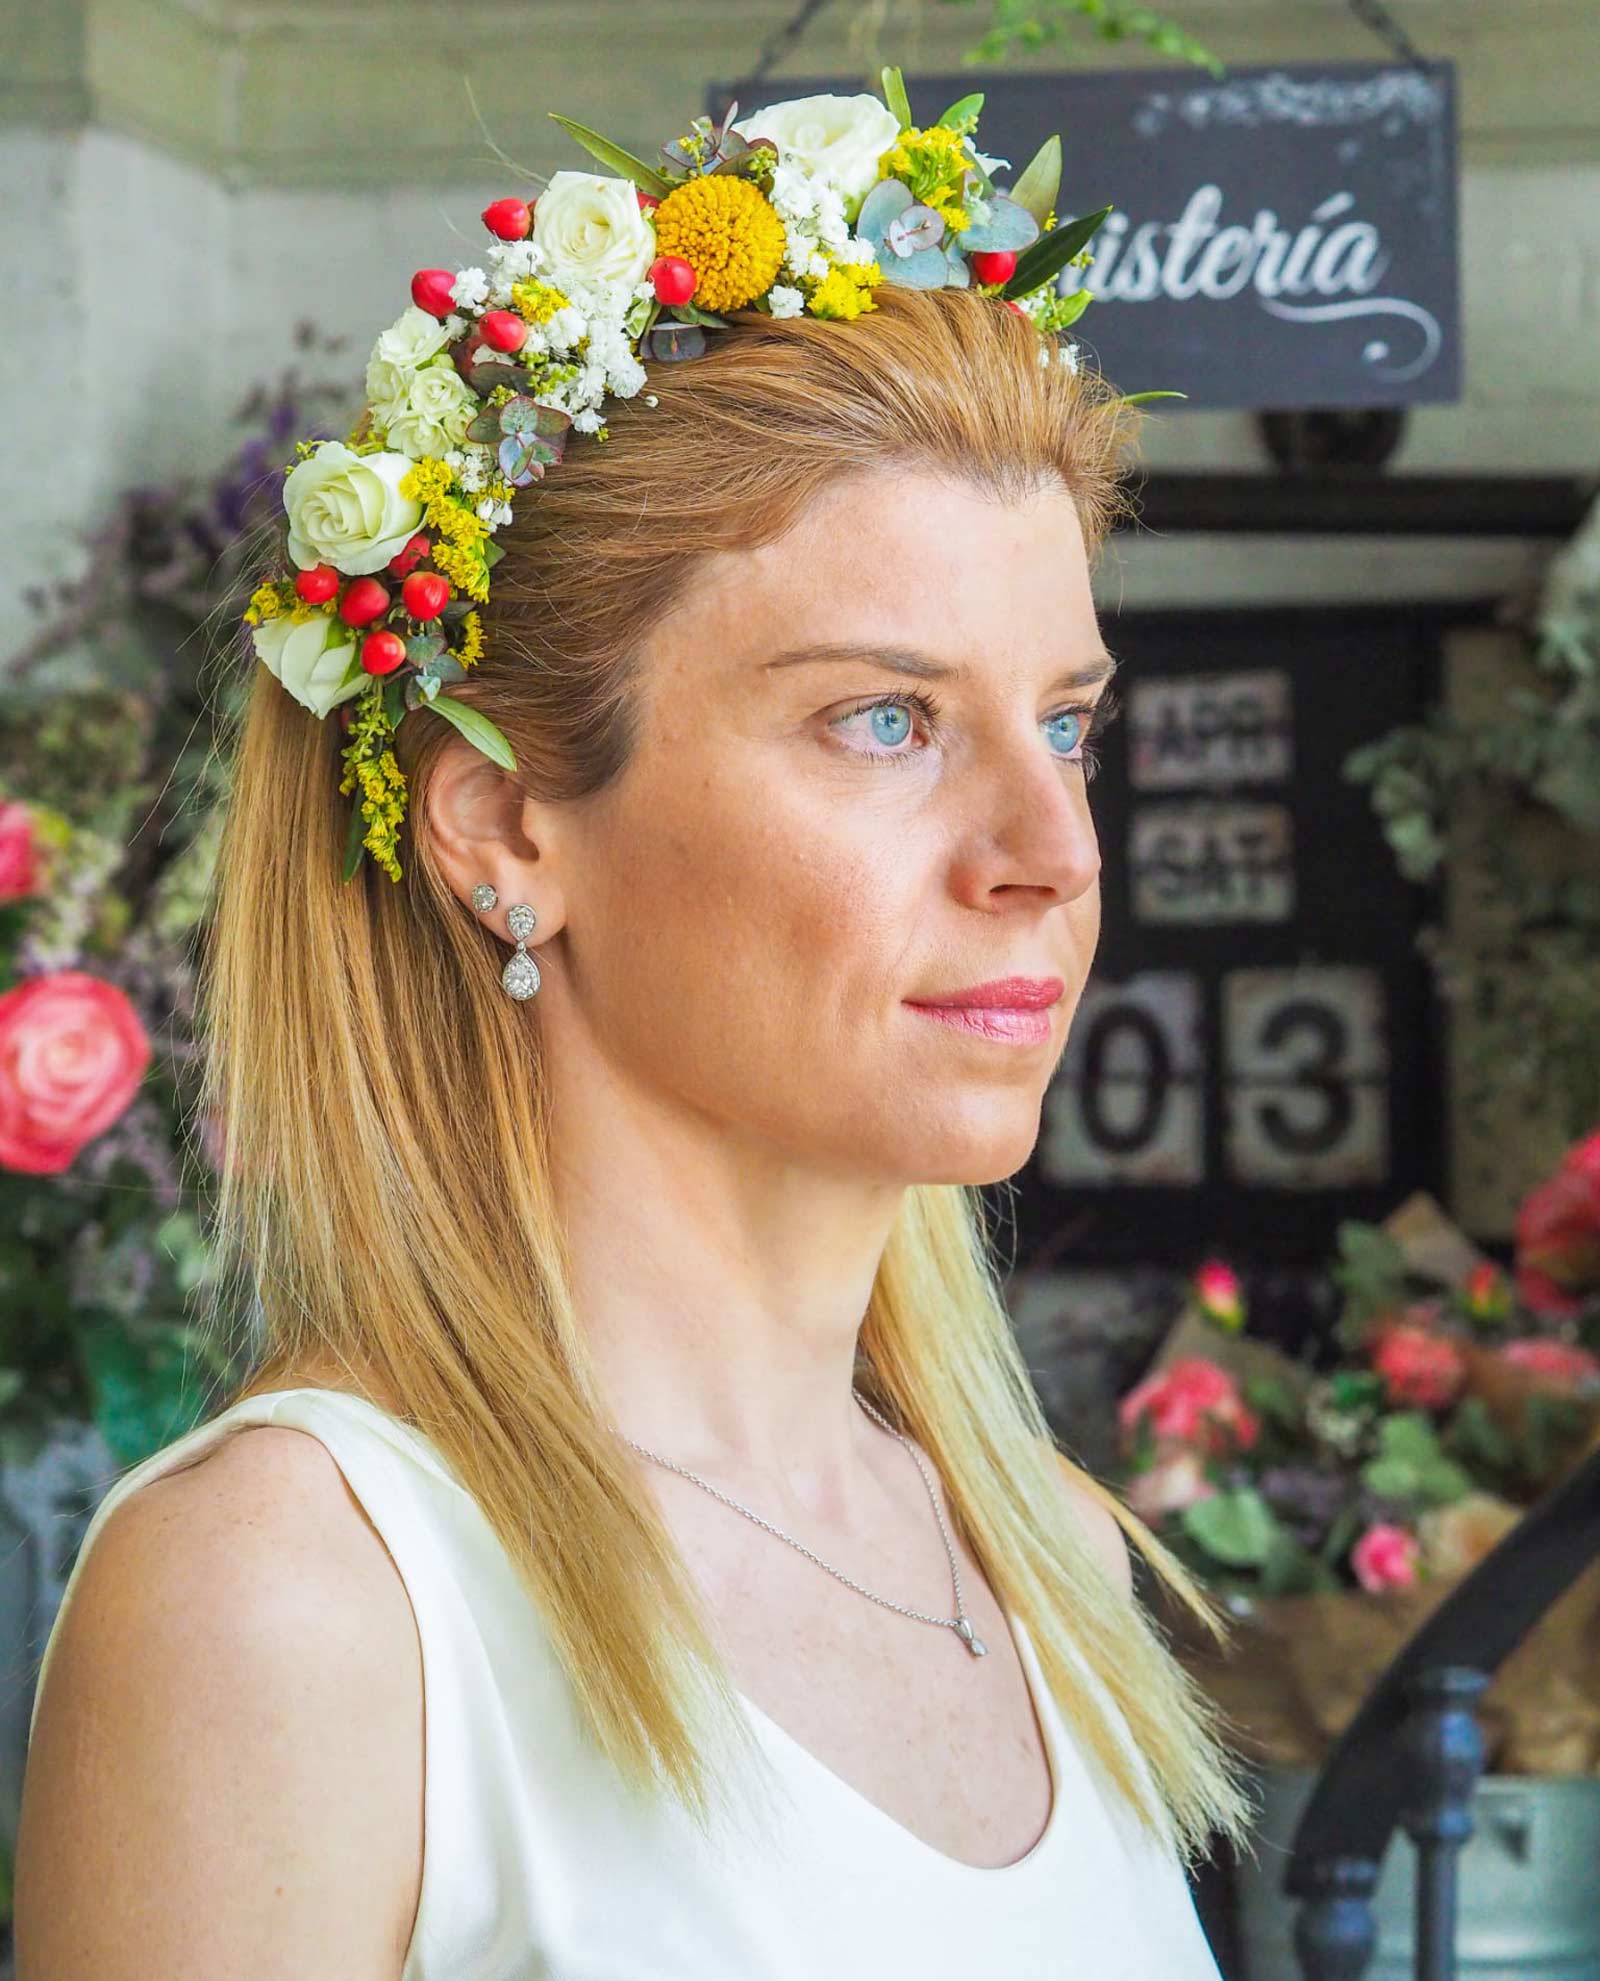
420, 737, 568, 937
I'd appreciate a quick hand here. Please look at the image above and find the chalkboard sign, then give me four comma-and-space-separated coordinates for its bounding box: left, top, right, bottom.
710, 61, 1460, 411
1009, 604, 1450, 1269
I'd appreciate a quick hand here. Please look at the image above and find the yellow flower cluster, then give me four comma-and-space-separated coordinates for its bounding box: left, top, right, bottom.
876, 124, 974, 232
338, 682, 408, 884
806, 260, 884, 322
400, 459, 492, 603
511, 278, 571, 325
455, 610, 485, 670
243, 581, 285, 627
652, 175, 787, 312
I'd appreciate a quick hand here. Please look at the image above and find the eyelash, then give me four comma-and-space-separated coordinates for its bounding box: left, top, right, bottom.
834, 686, 1120, 779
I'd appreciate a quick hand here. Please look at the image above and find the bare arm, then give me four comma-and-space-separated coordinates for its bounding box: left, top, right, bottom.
16, 1426, 424, 1980
1054, 1450, 1136, 1602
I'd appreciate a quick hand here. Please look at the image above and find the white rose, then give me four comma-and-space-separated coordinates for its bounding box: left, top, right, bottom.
251, 614, 364, 720
733, 92, 903, 205
530, 171, 657, 290
371, 304, 451, 370
282, 442, 425, 576
381, 361, 480, 460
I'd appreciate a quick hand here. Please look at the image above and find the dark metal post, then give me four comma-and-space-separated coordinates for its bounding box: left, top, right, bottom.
1293, 1856, 1380, 1979
1397, 1666, 1489, 1981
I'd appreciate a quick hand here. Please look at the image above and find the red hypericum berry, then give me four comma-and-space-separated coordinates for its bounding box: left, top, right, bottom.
636, 189, 660, 213
401, 572, 451, 621
294, 563, 340, 605
360, 630, 408, 676
1003, 299, 1027, 315
387, 533, 431, 578
482, 196, 532, 240
410, 268, 457, 318
649, 255, 696, 305
339, 577, 391, 628
478, 309, 529, 354
970, 249, 1018, 286
338, 703, 356, 734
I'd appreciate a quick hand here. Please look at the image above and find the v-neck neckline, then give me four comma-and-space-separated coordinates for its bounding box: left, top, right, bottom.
733, 1608, 1068, 1880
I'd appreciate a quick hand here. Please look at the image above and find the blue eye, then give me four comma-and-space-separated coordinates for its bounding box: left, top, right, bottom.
834, 689, 1102, 772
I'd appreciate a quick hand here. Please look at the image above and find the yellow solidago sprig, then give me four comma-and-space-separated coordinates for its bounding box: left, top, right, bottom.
806, 260, 884, 323
337, 678, 408, 884
875, 124, 976, 233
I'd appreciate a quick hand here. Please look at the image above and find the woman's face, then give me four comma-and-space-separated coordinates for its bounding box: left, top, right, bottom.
544, 467, 1113, 1187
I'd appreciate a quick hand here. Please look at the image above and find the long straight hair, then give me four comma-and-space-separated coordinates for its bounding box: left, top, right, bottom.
195, 285, 1256, 1866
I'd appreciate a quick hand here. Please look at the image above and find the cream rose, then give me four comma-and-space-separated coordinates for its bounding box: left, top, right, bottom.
733, 92, 903, 205
379, 361, 479, 460
531, 171, 657, 290
250, 613, 365, 720
282, 441, 424, 575
371, 303, 452, 370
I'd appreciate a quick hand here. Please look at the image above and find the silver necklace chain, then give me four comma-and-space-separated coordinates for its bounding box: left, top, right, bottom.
620, 1388, 988, 1657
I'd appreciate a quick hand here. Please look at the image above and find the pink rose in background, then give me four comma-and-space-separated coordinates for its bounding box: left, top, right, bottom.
1515, 1130, 1600, 1317
1371, 1316, 1467, 1410
0, 801, 41, 902
1497, 1336, 1600, 1389
1351, 1521, 1421, 1593
1118, 1355, 1260, 1456
1124, 1446, 1218, 1522
0, 971, 152, 1175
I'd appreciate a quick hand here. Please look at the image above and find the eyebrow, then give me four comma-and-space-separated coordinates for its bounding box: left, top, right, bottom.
762, 641, 1119, 695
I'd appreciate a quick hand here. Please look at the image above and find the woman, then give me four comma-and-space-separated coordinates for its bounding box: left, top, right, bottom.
19, 83, 1254, 1978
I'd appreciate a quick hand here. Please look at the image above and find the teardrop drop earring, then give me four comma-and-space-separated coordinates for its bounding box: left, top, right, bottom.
471, 883, 542, 1001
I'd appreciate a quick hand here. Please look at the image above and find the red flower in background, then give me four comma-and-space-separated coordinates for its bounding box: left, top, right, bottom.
0, 801, 41, 902
1371, 1313, 1467, 1410
0, 971, 151, 1175
1497, 1336, 1600, 1389
1515, 1130, 1600, 1317
1119, 1356, 1260, 1456
1194, 1258, 1245, 1331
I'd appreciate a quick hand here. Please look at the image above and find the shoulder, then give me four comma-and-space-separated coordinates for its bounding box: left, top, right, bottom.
1049, 1449, 1136, 1603
18, 1423, 423, 1977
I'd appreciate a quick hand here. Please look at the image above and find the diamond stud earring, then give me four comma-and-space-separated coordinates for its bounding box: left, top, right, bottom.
472, 882, 541, 1001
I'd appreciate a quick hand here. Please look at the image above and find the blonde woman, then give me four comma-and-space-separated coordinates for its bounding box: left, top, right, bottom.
18, 269, 1254, 1976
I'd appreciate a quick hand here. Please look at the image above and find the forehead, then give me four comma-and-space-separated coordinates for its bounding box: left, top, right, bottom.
678, 468, 1102, 679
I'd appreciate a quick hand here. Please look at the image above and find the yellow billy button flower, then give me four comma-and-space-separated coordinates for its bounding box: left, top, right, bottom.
650, 175, 787, 313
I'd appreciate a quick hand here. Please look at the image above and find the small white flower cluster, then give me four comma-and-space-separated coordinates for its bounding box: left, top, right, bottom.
768, 160, 877, 292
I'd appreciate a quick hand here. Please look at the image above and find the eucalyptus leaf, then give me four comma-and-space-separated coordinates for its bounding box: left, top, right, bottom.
958, 192, 1040, 256
640, 323, 707, 362
1002, 204, 1113, 300
426, 694, 518, 772
880, 241, 955, 289
857, 177, 913, 240
430, 653, 467, 686
886, 203, 946, 258
484, 539, 507, 567
546, 112, 672, 197
880, 65, 914, 131
466, 407, 506, 444
1008, 135, 1062, 226
466, 361, 524, 395
943, 241, 971, 288
405, 633, 445, 670
498, 434, 548, 485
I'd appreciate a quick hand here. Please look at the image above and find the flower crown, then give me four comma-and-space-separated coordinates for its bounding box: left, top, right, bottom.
243, 66, 1144, 886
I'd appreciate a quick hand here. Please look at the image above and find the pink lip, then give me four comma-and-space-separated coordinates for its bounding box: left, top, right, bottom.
903, 977, 1064, 1047
907, 976, 1065, 1010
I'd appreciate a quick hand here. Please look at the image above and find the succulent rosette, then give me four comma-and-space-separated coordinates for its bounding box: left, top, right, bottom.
243, 64, 1157, 885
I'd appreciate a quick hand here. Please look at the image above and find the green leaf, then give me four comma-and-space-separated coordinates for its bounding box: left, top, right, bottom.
484, 539, 507, 568
0, 1368, 23, 1411
1008, 135, 1062, 226
668, 300, 732, 328
341, 797, 367, 882
936, 91, 985, 131
881, 65, 914, 130
381, 676, 408, 731
546, 113, 672, 197
426, 695, 518, 772
1002, 204, 1113, 299
1181, 1486, 1280, 1567
1119, 390, 1189, 405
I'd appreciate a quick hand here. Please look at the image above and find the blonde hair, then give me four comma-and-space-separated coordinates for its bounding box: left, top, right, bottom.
196, 285, 1256, 1867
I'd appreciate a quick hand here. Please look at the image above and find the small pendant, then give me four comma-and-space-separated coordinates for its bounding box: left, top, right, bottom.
954, 1616, 987, 1656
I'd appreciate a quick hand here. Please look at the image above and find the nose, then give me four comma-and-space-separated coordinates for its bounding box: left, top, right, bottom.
951, 737, 1102, 909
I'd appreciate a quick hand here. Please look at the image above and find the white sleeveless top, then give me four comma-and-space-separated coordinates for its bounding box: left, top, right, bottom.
30, 1386, 1224, 1980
